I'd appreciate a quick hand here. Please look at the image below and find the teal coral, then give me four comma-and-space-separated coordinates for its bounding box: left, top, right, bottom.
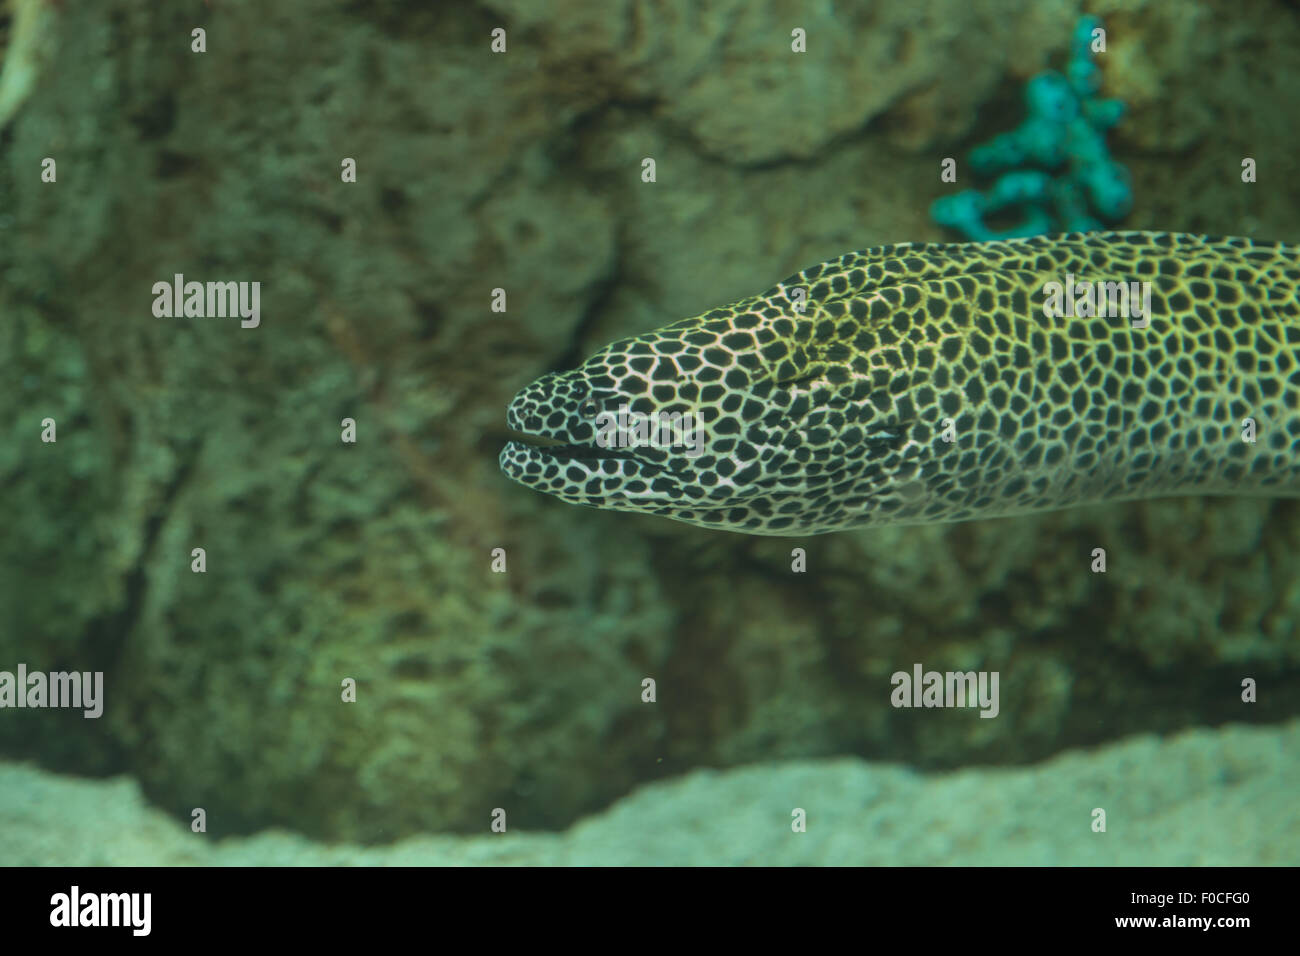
932, 16, 1131, 239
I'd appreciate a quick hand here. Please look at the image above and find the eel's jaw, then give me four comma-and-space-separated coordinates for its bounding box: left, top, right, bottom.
498, 436, 675, 507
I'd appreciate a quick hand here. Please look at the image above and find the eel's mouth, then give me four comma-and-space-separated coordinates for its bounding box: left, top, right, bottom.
502, 429, 651, 464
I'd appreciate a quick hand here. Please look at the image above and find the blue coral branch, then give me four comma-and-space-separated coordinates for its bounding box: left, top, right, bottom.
931, 16, 1132, 240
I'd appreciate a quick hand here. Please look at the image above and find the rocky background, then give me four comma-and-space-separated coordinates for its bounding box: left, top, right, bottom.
6, 720, 1297, 864
2, 0, 1299, 842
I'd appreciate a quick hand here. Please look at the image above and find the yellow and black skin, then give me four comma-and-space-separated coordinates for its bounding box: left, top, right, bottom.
501, 232, 1300, 535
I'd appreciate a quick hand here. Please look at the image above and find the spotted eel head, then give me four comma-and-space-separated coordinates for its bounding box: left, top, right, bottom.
500, 277, 934, 535
504, 232, 1300, 534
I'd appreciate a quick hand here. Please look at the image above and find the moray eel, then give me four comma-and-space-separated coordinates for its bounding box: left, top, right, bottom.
500, 231, 1300, 535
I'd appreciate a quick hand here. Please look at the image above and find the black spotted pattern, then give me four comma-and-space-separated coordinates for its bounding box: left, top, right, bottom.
500, 232, 1300, 535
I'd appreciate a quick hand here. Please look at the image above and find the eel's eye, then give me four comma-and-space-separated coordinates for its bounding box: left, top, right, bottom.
578, 398, 600, 420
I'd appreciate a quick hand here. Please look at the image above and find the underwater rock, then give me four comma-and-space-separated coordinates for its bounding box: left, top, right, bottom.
2, 718, 1296, 864
2, 0, 1299, 842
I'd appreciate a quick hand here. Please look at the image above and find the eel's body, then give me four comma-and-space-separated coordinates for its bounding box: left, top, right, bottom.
500, 231, 1300, 535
